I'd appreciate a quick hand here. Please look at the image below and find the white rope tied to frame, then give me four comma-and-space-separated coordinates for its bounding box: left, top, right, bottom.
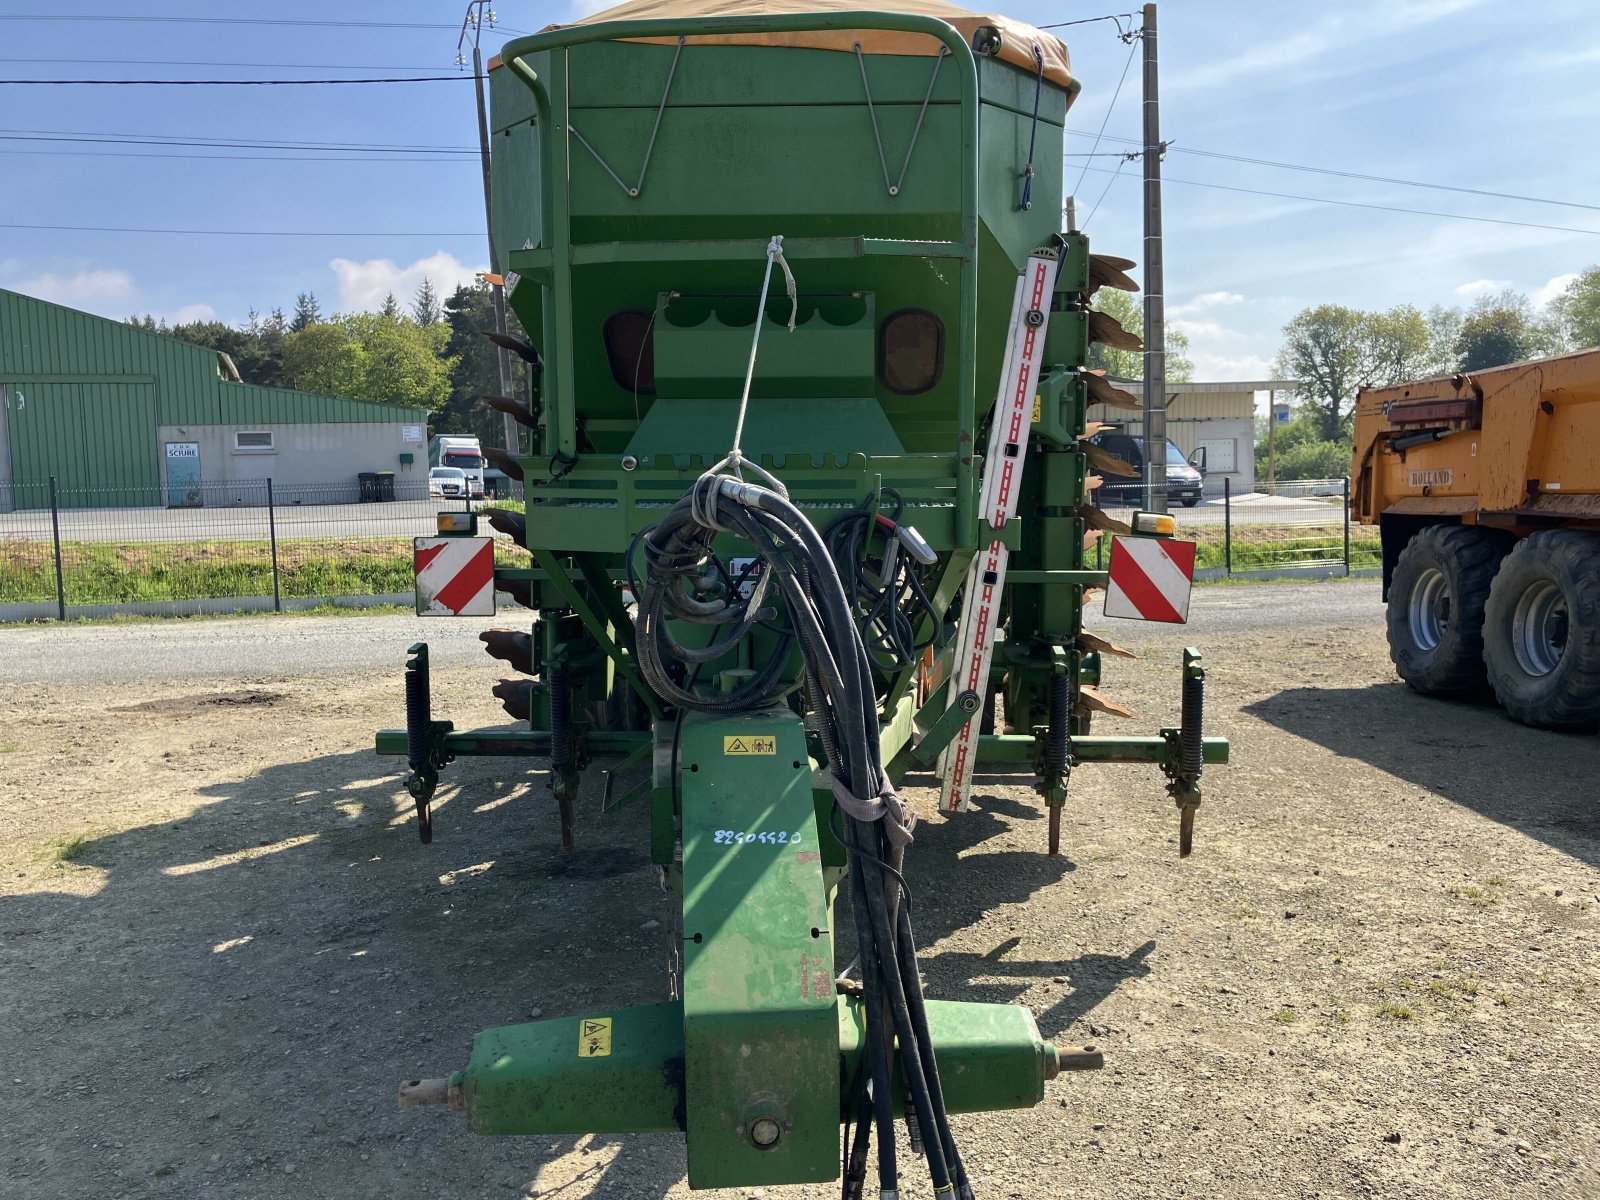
693, 235, 798, 531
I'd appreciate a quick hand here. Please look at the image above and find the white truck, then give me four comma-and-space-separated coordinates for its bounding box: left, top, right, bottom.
428, 435, 485, 499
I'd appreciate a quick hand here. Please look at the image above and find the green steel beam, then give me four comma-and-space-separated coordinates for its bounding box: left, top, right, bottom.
677, 707, 836, 1188
973, 734, 1230, 765
511, 237, 967, 272
376, 728, 648, 758
437, 994, 1065, 1137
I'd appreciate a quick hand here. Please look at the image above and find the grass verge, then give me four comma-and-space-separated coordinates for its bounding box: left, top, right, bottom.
1, 537, 412, 605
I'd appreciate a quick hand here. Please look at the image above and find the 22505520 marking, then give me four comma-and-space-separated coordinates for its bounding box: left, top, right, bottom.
712, 829, 804, 847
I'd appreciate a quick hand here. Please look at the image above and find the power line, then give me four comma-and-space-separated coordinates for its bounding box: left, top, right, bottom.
1083, 159, 1128, 228
0, 15, 532, 33
0, 76, 480, 86
1073, 163, 1600, 236
0, 58, 455, 71
1071, 36, 1139, 197
1, 127, 475, 153
1039, 13, 1137, 32
0, 148, 474, 163
1069, 131, 1599, 214
0, 132, 474, 155
0, 222, 480, 238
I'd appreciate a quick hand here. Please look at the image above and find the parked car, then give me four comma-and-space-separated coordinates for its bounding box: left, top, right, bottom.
1089, 432, 1206, 508
428, 467, 469, 499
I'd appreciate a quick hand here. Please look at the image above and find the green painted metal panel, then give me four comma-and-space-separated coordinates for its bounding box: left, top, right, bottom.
678, 706, 837, 1188
836, 996, 1054, 1115
462, 1001, 687, 1135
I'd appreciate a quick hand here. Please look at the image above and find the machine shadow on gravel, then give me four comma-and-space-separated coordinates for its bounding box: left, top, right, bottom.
1, 743, 686, 1196
902, 788, 1157, 1038
1246, 682, 1600, 866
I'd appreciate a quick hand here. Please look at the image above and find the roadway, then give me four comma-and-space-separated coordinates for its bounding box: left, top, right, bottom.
0, 579, 1382, 687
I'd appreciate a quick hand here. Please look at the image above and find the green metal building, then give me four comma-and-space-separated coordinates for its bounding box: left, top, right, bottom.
0, 287, 429, 510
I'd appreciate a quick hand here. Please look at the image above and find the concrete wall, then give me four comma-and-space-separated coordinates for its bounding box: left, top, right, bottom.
155, 421, 429, 505
1168, 418, 1256, 497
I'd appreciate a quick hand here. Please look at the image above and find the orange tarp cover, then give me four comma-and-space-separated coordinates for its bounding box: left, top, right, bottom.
538, 0, 1074, 89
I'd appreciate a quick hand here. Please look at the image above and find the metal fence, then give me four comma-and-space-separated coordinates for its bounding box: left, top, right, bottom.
2, 472, 1371, 621
1096, 476, 1373, 578
0, 476, 480, 618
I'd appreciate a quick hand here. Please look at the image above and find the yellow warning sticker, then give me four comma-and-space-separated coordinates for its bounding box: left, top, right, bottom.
723, 735, 777, 756
1031, 394, 1042, 424
578, 1017, 612, 1058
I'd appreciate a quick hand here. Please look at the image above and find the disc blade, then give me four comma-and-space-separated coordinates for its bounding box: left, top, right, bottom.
481, 329, 541, 364
491, 679, 533, 722
1088, 254, 1139, 293
482, 507, 526, 542
1076, 685, 1136, 719
480, 629, 533, 674
1088, 309, 1144, 352
1078, 504, 1132, 535
482, 393, 538, 428
1084, 443, 1140, 478
482, 446, 525, 482
1083, 372, 1141, 411
1078, 631, 1137, 659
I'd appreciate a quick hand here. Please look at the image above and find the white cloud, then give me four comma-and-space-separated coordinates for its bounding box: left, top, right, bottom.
167, 303, 219, 325
1453, 278, 1509, 298
1188, 349, 1277, 382
1533, 272, 1578, 308
1169, 291, 1245, 319
329, 251, 486, 313
11, 268, 135, 311
1171, 318, 1248, 343
1169, 0, 1487, 92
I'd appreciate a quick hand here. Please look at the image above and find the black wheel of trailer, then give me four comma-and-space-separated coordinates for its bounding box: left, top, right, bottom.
1482, 530, 1600, 731
1386, 524, 1511, 698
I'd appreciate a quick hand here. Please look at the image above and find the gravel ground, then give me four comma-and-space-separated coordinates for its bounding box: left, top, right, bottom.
2, 580, 1596, 1199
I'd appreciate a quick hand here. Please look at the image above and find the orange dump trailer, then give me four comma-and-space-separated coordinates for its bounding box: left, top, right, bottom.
1351, 347, 1600, 729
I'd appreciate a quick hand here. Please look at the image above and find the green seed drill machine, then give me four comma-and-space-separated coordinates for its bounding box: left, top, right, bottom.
377, 1, 1227, 1192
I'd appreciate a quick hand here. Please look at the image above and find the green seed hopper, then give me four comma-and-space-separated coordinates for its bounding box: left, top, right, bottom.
377, 0, 1227, 1191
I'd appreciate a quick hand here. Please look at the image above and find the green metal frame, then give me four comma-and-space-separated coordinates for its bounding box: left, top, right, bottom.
378, 13, 1228, 1189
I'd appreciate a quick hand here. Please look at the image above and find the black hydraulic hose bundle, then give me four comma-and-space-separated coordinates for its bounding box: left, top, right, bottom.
634, 472, 972, 1200
824, 487, 943, 676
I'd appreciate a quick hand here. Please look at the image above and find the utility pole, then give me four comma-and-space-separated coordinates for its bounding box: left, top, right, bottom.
458, 2, 521, 480
1140, 2, 1168, 513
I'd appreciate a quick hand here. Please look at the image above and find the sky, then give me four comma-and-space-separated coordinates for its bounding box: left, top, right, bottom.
3, 0, 1598, 387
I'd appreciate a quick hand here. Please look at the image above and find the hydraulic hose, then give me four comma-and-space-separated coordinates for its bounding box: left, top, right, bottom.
635, 471, 962, 1199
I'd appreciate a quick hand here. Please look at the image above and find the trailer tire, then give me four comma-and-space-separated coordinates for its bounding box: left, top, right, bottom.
1482, 530, 1600, 731
1386, 524, 1510, 697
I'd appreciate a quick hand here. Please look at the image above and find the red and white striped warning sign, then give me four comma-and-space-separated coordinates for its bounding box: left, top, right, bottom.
1103, 535, 1197, 624
414, 537, 496, 616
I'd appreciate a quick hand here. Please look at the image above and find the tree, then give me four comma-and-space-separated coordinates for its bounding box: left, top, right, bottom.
289, 292, 322, 333
1367, 304, 1441, 383
1087, 288, 1194, 383
1275, 305, 1377, 441
412, 278, 441, 326
1275, 303, 1451, 440
437, 281, 533, 444
282, 322, 366, 398
1550, 266, 1600, 350
282, 313, 454, 410
379, 292, 401, 320
1455, 289, 1546, 372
